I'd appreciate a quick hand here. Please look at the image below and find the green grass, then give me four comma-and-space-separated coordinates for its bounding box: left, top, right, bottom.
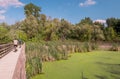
32, 51, 120, 79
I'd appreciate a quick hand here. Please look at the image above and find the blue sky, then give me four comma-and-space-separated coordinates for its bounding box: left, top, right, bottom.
0, 0, 120, 25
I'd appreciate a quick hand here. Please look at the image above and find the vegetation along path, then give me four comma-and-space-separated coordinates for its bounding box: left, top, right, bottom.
32, 51, 120, 79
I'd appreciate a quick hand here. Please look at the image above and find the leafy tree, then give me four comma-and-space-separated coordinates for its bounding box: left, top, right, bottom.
57, 19, 71, 40
104, 27, 116, 41
115, 19, 120, 36
0, 26, 11, 43
53, 18, 61, 27
16, 30, 28, 41
45, 18, 60, 41
39, 14, 47, 27
0, 22, 10, 30
77, 17, 93, 26
69, 26, 80, 40
44, 24, 54, 41
21, 15, 39, 39
94, 22, 105, 30
106, 18, 120, 37
79, 24, 92, 41
106, 18, 117, 27
92, 25, 105, 41
24, 3, 41, 19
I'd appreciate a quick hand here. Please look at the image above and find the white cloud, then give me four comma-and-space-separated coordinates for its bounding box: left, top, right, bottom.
0, 0, 24, 8
0, 15, 5, 20
0, 10, 6, 20
0, 0, 24, 21
0, 10, 6, 14
80, 0, 96, 7
94, 19, 106, 24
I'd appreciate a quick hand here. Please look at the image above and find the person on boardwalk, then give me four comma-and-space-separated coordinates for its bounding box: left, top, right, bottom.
18, 39, 22, 48
13, 38, 18, 52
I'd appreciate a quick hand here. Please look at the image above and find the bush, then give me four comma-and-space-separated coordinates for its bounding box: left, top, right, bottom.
110, 43, 119, 51
91, 43, 98, 50
0, 26, 11, 44
26, 57, 42, 79
82, 42, 92, 52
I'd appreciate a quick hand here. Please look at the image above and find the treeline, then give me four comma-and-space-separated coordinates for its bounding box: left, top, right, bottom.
0, 3, 120, 44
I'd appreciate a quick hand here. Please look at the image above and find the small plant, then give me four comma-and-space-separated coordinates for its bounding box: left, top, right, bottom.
91, 43, 98, 50
83, 42, 92, 52
110, 43, 119, 51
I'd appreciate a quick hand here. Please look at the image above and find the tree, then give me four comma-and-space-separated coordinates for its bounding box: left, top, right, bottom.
104, 27, 116, 41
92, 25, 105, 41
106, 18, 117, 27
94, 22, 104, 30
53, 18, 60, 27
21, 15, 39, 39
16, 30, 27, 41
24, 3, 41, 19
106, 18, 120, 37
43, 23, 58, 41
44, 18, 61, 41
57, 19, 71, 40
79, 24, 92, 41
0, 26, 11, 43
77, 17, 93, 26
39, 14, 47, 27
0, 22, 10, 30
115, 19, 120, 36
75, 17, 93, 41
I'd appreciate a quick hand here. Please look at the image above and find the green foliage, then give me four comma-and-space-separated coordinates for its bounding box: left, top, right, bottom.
106, 18, 120, 37
106, 18, 118, 27
25, 41, 97, 79
77, 17, 93, 25
16, 30, 27, 41
20, 3, 120, 42
104, 27, 116, 41
80, 24, 92, 41
110, 43, 119, 51
1, 3, 120, 43
91, 43, 98, 50
26, 57, 42, 79
92, 25, 105, 41
24, 3, 41, 18
57, 19, 71, 40
83, 42, 92, 52
0, 26, 11, 43
50, 32, 59, 41
21, 15, 39, 39
48, 45, 61, 60
39, 14, 47, 27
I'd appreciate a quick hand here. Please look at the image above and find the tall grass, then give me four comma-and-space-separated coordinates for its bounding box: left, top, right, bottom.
110, 43, 119, 51
25, 41, 96, 79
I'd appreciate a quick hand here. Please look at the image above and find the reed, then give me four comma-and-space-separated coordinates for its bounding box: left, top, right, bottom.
25, 41, 95, 79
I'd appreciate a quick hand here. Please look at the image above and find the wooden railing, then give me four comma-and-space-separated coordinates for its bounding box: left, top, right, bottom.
0, 43, 14, 59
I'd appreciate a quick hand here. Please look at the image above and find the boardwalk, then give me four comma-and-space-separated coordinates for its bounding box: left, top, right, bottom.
0, 45, 26, 79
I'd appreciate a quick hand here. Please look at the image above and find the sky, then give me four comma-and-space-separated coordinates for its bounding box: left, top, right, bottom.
0, 0, 120, 25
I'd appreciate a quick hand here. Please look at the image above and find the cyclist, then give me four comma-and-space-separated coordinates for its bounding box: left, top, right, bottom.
13, 38, 18, 52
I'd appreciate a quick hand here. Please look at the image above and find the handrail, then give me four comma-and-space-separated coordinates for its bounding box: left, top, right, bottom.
0, 43, 14, 59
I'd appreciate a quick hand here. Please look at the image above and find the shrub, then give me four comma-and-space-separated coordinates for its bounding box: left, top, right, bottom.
82, 42, 92, 52
91, 43, 98, 50
110, 43, 119, 51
